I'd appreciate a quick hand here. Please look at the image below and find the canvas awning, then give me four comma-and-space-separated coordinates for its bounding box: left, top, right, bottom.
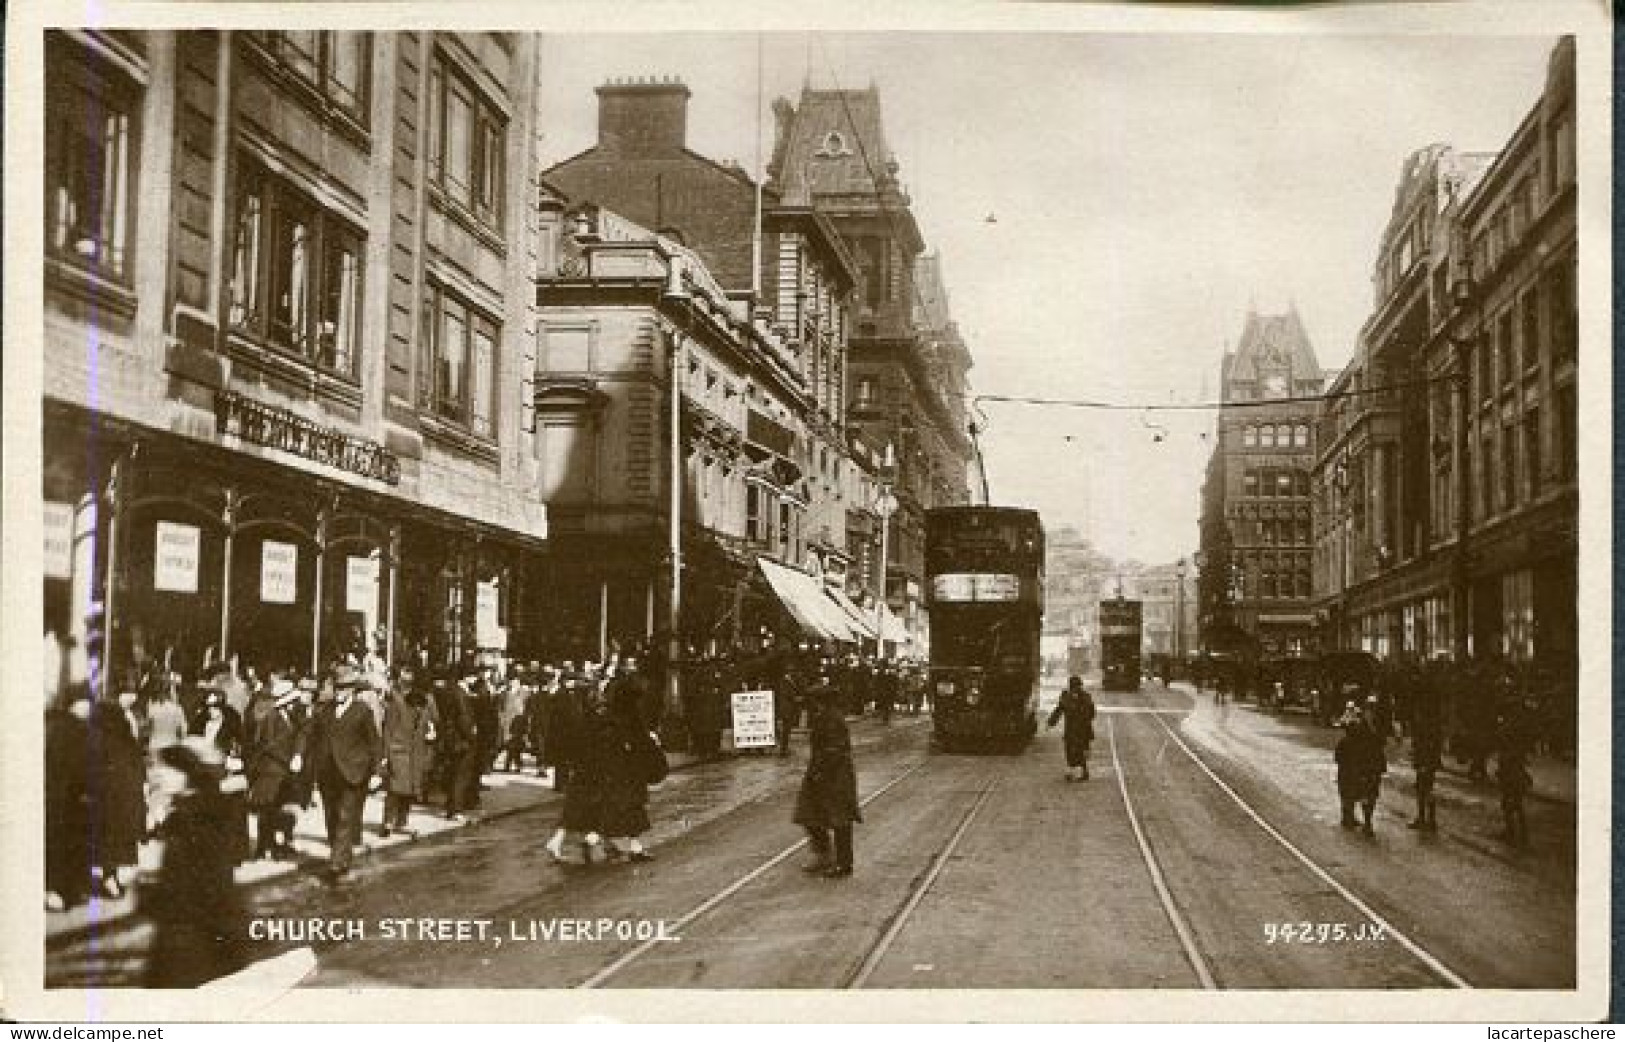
876, 602, 911, 645
824, 586, 878, 640
758, 558, 859, 642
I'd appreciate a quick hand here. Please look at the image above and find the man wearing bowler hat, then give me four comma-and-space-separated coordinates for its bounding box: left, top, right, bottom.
307, 665, 381, 880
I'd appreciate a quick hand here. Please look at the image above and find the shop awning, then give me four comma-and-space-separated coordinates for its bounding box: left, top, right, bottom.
757, 558, 860, 642
825, 586, 877, 640
876, 602, 912, 646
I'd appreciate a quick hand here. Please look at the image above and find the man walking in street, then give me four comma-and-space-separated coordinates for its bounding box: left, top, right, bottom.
307, 666, 381, 881
1047, 675, 1097, 781
794, 665, 860, 878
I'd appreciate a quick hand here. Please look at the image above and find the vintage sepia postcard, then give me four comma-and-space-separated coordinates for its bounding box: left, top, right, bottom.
1, 0, 1612, 1024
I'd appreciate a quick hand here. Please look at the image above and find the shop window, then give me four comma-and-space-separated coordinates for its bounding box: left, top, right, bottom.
249, 31, 371, 124
228, 157, 364, 379
421, 281, 499, 438
45, 39, 138, 284
1242, 425, 1257, 448
428, 51, 506, 233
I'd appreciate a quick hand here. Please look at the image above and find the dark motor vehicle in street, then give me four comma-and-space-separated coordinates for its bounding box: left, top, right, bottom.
925, 506, 1045, 751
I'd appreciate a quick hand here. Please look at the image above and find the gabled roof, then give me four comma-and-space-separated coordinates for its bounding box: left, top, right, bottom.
1224, 308, 1321, 388
769, 86, 904, 207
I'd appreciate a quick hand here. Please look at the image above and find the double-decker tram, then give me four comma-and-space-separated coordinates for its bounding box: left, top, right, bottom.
924, 506, 1045, 751
1098, 596, 1144, 692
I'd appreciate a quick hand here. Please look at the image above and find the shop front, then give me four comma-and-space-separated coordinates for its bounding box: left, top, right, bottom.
43, 402, 540, 694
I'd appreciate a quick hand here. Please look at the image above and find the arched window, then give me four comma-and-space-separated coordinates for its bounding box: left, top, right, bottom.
1242, 425, 1257, 448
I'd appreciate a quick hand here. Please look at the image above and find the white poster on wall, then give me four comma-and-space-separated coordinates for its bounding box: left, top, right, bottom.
475, 579, 506, 649
261, 540, 298, 604
43, 502, 73, 580
154, 521, 200, 593
346, 556, 379, 613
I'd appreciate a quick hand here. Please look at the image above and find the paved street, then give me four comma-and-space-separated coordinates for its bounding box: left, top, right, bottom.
48, 682, 1573, 991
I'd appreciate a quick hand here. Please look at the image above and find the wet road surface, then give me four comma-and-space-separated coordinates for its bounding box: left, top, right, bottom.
49, 685, 1575, 990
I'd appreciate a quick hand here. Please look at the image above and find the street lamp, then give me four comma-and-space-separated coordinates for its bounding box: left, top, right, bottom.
662, 255, 689, 738
1174, 557, 1187, 675
872, 464, 899, 659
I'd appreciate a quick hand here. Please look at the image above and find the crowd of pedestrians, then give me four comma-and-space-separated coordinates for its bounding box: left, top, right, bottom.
1194, 650, 1563, 849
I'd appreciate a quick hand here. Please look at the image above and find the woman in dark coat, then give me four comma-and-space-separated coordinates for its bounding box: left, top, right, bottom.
45, 683, 92, 909
545, 670, 597, 863
1046, 676, 1097, 781
381, 671, 439, 836
599, 676, 655, 862
793, 670, 860, 878
143, 739, 251, 987
88, 689, 150, 897
1335, 704, 1386, 833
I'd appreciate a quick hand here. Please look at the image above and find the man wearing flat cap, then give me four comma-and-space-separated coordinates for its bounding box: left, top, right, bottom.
307, 665, 381, 880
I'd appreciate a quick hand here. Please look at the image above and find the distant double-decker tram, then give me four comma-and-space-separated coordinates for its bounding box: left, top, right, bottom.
924, 506, 1045, 752
1098, 596, 1144, 692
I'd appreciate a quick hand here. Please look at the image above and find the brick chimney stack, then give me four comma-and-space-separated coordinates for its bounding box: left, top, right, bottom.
595, 75, 691, 155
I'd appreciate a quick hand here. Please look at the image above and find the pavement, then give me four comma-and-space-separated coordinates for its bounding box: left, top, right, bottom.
1171, 681, 1576, 881
44, 715, 911, 947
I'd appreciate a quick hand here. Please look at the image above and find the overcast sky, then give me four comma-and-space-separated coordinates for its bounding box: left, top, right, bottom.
535, 29, 1559, 565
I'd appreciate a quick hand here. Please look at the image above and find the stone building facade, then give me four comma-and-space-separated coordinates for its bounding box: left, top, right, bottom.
1196, 309, 1326, 657
42, 29, 544, 689
1311, 38, 1576, 698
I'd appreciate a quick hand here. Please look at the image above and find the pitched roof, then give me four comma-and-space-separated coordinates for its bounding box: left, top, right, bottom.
769, 86, 903, 206
1224, 308, 1321, 387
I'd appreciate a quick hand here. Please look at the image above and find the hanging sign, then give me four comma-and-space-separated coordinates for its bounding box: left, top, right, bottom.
154, 522, 201, 593
346, 556, 379, 612
729, 689, 777, 749
260, 540, 298, 604
43, 502, 73, 580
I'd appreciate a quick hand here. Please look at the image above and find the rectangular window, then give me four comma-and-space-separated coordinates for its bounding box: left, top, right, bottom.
745, 485, 765, 543
1555, 384, 1576, 481
1501, 422, 1518, 512
1479, 432, 1494, 519
45, 40, 137, 284
251, 31, 371, 123
429, 52, 506, 232
1520, 290, 1541, 375
1260, 425, 1275, 449
1243, 471, 1259, 497
227, 155, 364, 379
422, 281, 499, 436
1524, 407, 1542, 500
1477, 332, 1493, 403
1496, 311, 1515, 390
1547, 255, 1577, 364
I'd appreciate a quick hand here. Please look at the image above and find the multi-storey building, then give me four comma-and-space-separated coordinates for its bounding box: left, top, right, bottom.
539, 79, 884, 643
1195, 309, 1325, 657
42, 30, 544, 691
1312, 38, 1576, 698
767, 85, 976, 645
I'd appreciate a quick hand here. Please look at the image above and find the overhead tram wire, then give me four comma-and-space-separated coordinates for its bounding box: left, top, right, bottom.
971, 370, 1449, 414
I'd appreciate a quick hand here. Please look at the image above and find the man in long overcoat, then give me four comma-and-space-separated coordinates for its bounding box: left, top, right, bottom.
381, 667, 438, 836
1046, 675, 1097, 781
1335, 702, 1386, 834
243, 676, 305, 860
306, 667, 380, 880
793, 669, 860, 878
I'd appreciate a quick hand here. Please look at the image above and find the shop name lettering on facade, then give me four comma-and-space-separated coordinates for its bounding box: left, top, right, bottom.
216, 391, 401, 486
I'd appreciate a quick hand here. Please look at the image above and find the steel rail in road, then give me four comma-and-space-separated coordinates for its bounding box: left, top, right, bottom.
845, 769, 1004, 989
1149, 711, 1472, 989
1107, 715, 1218, 989
576, 758, 933, 989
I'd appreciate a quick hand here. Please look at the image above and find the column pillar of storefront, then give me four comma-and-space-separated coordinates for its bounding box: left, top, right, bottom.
386, 524, 401, 667
99, 452, 131, 701
70, 491, 100, 661
219, 488, 237, 658
311, 505, 329, 674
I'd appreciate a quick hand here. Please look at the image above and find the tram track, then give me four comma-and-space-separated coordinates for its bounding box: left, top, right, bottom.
578, 746, 1018, 990
1106, 702, 1471, 990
